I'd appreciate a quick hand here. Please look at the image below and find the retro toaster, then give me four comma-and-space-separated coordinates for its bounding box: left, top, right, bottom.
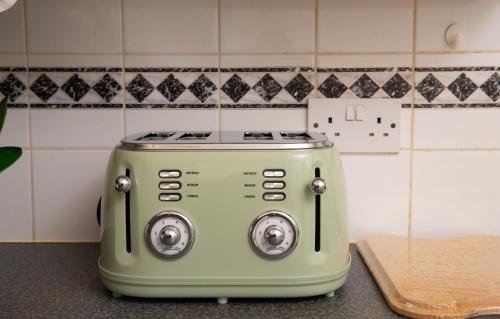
98, 131, 350, 303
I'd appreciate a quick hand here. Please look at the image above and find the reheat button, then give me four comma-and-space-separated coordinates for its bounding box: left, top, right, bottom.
263, 181, 285, 189
263, 192, 286, 201
159, 182, 181, 190
262, 169, 286, 178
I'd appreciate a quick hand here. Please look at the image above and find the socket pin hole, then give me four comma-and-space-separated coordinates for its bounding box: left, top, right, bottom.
328, 117, 333, 124
334, 132, 340, 136
377, 117, 381, 124
321, 132, 326, 135
383, 133, 389, 137
369, 133, 375, 137
391, 123, 396, 128
313, 123, 319, 128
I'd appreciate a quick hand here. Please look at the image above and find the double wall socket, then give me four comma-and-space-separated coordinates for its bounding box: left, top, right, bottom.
307, 98, 401, 153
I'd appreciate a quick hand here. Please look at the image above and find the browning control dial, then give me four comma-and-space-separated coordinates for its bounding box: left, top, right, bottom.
145, 212, 195, 259
249, 211, 299, 260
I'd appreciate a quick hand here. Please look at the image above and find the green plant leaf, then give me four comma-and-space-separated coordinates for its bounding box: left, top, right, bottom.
0, 147, 22, 174
0, 96, 7, 135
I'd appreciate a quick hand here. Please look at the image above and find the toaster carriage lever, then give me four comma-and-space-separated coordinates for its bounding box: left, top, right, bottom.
310, 177, 327, 195
114, 176, 131, 193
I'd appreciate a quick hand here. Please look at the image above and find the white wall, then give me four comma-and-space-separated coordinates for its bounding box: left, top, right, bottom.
0, 0, 499, 241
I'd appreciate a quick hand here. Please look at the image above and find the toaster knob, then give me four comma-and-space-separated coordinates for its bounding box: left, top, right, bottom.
160, 226, 180, 246
310, 177, 327, 195
114, 176, 131, 193
265, 226, 285, 246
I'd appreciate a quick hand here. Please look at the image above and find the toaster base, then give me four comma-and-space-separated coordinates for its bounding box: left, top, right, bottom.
98, 253, 351, 302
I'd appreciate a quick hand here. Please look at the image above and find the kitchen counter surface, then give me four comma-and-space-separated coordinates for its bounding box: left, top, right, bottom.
0, 244, 405, 319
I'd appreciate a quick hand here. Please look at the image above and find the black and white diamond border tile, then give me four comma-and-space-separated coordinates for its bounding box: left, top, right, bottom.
124, 70, 218, 107
1, 66, 500, 109
27, 68, 123, 108
220, 68, 314, 107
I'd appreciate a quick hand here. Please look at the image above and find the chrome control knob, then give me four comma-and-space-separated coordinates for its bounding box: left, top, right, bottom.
310, 177, 327, 195
114, 176, 131, 193
160, 226, 180, 246
265, 226, 285, 246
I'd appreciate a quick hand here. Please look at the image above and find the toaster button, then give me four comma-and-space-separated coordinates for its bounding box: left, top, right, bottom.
159, 182, 182, 190
159, 193, 182, 201
159, 170, 181, 178
263, 192, 286, 201
263, 181, 285, 189
262, 169, 286, 178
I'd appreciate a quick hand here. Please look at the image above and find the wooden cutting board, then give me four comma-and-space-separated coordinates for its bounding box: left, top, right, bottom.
357, 235, 500, 319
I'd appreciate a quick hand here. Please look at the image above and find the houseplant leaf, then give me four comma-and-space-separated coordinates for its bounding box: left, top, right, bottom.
0, 96, 7, 135
0, 147, 22, 174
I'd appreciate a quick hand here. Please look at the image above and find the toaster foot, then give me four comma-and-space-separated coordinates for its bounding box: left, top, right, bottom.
112, 292, 122, 298
325, 291, 335, 298
217, 297, 228, 305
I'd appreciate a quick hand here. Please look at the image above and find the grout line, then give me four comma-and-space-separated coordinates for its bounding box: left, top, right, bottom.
3, 50, 500, 56
408, 0, 418, 241
312, 0, 319, 99
217, 0, 222, 131
120, 0, 127, 136
21, 0, 36, 241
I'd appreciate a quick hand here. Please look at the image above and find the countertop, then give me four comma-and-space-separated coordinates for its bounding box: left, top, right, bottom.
0, 244, 405, 319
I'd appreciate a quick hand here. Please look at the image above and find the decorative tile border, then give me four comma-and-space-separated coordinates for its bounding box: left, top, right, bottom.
124, 67, 218, 108
220, 67, 314, 108
0, 66, 499, 109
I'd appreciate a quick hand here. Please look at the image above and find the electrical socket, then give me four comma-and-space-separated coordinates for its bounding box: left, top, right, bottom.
307, 98, 401, 153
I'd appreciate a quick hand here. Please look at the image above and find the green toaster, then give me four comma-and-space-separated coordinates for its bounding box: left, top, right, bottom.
98, 131, 350, 304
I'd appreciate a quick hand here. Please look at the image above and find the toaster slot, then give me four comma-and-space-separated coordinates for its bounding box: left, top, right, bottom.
280, 132, 312, 140
243, 132, 273, 140
125, 168, 131, 253
137, 132, 175, 141
315, 167, 321, 252
177, 132, 211, 140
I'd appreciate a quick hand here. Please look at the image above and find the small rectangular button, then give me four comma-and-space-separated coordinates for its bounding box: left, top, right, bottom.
159, 170, 181, 178
263, 192, 286, 201
159, 182, 181, 190
263, 181, 285, 189
262, 169, 286, 178
159, 193, 181, 201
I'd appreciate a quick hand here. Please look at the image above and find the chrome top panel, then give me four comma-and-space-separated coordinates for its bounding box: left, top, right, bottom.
120, 131, 333, 150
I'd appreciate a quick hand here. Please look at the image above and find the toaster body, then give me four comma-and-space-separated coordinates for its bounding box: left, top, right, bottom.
99, 131, 350, 302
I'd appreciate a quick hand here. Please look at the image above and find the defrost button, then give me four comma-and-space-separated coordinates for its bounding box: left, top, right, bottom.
262, 170, 286, 178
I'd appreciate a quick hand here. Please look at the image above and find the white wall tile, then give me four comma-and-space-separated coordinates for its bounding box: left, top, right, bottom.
31, 110, 123, 148
123, 0, 218, 54
33, 150, 110, 241
318, 54, 412, 68
0, 0, 25, 53
220, 109, 307, 131
28, 54, 122, 67
341, 152, 409, 240
412, 151, 500, 238
221, 55, 314, 68
318, 0, 413, 53
414, 109, 500, 149
416, 53, 500, 67
221, 0, 315, 53
26, 0, 122, 53
416, 0, 500, 52
0, 152, 32, 240
400, 109, 411, 149
125, 109, 218, 134
124, 55, 218, 68
0, 54, 26, 67
0, 109, 29, 147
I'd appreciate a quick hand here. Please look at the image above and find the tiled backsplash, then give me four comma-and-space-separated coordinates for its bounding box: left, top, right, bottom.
1, 0, 499, 241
